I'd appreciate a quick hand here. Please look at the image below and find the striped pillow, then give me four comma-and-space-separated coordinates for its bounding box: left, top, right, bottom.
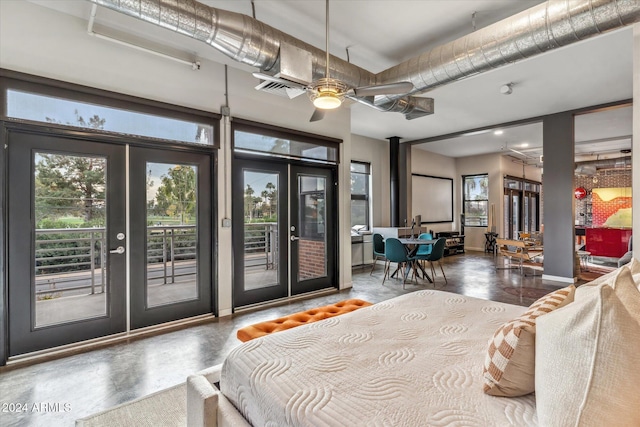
482, 285, 575, 396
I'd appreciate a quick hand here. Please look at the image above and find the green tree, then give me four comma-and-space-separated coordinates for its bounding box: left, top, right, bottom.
244, 184, 255, 222
35, 154, 106, 222
260, 182, 278, 219
155, 165, 196, 224
36, 113, 107, 224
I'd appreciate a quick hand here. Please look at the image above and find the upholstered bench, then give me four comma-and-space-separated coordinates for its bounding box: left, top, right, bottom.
236, 299, 372, 342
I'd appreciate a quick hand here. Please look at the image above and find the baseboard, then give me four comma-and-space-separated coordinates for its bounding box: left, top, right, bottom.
541, 274, 577, 284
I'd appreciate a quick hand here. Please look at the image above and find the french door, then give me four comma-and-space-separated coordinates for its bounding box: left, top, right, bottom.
232, 159, 337, 308
7, 128, 213, 356
129, 147, 212, 329
504, 188, 539, 239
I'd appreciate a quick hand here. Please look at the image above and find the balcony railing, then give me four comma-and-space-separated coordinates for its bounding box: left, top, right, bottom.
35, 223, 279, 299
244, 222, 278, 270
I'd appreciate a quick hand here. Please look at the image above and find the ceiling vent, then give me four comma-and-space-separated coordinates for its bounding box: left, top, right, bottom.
254, 79, 306, 99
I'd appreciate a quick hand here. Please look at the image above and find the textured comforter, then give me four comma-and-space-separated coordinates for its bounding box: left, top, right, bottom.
221, 290, 537, 426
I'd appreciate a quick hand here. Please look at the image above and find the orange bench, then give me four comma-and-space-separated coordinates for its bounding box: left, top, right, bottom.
236, 299, 372, 342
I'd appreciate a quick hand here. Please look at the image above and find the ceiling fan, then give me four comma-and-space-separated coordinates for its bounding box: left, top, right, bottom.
253, 0, 414, 122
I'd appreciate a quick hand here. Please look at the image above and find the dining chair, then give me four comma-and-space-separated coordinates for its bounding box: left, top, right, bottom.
370, 233, 386, 275
423, 237, 447, 284
382, 237, 417, 288
413, 233, 433, 269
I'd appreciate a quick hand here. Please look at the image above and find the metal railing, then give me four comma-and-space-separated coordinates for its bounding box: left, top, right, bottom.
34, 223, 278, 299
35, 225, 200, 298
147, 225, 197, 285
244, 222, 277, 270
35, 228, 107, 297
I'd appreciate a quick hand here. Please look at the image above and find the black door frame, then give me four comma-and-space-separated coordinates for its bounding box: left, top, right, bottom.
129, 146, 213, 329
290, 165, 337, 296
6, 128, 127, 356
0, 121, 217, 363
232, 154, 338, 309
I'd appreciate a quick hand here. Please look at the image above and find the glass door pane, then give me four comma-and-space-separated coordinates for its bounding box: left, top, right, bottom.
524, 195, 530, 233
242, 171, 280, 291
34, 153, 108, 327
296, 175, 327, 282
145, 162, 198, 307
512, 194, 520, 239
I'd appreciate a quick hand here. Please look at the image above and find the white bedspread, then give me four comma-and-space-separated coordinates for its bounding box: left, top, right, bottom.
221, 290, 537, 426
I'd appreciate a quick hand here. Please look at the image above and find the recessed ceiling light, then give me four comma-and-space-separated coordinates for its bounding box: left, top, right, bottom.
520, 143, 529, 148
494, 130, 503, 135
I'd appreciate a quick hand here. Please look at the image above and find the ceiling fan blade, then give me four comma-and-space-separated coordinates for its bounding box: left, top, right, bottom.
352, 81, 414, 97
309, 108, 326, 122
252, 72, 308, 89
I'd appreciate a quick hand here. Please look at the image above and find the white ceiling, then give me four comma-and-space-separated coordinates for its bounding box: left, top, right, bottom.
31, 0, 634, 159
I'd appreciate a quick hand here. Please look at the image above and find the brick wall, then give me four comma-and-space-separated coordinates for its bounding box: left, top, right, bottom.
298, 239, 326, 280
575, 168, 632, 226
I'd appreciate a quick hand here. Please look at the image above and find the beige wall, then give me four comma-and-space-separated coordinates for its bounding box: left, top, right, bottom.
351, 135, 391, 227
0, 1, 353, 315
455, 154, 502, 251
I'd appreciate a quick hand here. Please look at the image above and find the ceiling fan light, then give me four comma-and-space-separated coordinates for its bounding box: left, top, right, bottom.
313, 91, 342, 109
309, 77, 347, 110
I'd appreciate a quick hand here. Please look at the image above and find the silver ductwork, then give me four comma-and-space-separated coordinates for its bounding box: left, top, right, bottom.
576, 155, 632, 175
376, 0, 640, 101
88, 0, 640, 120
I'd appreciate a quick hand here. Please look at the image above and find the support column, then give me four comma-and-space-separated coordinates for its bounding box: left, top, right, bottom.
388, 136, 410, 227
542, 112, 576, 282
389, 136, 400, 227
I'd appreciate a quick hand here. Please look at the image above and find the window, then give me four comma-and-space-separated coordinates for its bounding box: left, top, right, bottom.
7, 90, 214, 145
233, 120, 340, 164
463, 174, 489, 227
350, 162, 371, 230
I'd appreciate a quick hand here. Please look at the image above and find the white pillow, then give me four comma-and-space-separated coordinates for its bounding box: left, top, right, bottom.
535, 267, 640, 427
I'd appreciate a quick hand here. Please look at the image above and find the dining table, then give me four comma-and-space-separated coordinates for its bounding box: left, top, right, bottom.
393, 237, 437, 283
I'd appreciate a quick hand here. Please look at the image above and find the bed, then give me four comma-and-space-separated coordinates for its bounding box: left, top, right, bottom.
187, 289, 538, 426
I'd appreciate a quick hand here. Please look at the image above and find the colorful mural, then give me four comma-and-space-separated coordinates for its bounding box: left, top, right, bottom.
591, 187, 632, 228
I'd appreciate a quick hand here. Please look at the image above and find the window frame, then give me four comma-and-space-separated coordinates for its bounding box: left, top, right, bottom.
350, 161, 371, 231
0, 68, 220, 149
463, 174, 489, 227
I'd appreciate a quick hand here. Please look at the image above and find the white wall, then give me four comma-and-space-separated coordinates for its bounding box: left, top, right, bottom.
351, 134, 390, 227
0, 1, 353, 315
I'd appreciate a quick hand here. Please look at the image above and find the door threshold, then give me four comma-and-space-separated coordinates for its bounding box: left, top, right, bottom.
234, 288, 339, 314
1, 313, 216, 371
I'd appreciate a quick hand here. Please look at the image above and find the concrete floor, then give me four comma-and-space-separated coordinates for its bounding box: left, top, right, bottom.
0, 251, 598, 427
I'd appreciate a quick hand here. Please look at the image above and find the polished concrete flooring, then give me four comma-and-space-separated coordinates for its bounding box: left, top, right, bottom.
0, 251, 600, 427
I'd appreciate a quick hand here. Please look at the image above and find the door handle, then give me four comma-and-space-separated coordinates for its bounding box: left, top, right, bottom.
290, 235, 300, 242
110, 246, 125, 254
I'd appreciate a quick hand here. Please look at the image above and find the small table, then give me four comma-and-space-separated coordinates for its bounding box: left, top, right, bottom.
577, 250, 591, 271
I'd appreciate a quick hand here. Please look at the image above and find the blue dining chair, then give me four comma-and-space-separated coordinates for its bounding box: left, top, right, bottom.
370, 233, 386, 275
423, 237, 448, 284
383, 238, 417, 288
414, 232, 433, 257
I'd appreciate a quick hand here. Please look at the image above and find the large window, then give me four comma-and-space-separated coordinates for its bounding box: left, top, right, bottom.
350, 161, 371, 230
463, 174, 489, 227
